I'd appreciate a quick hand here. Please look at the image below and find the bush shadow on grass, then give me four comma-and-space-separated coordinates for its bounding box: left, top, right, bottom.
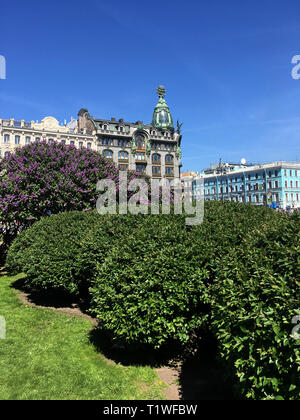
9, 276, 92, 315
89, 327, 185, 368
90, 327, 240, 400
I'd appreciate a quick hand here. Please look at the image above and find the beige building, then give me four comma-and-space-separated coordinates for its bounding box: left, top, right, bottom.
0, 116, 96, 158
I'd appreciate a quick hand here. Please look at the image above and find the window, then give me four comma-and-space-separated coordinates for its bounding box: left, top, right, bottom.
87, 142, 91, 149
103, 150, 113, 159
70, 141, 75, 146
103, 138, 113, 146
274, 181, 278, 188
4, 151, 9, 158
15, 135, 20, 145
118, 139, 128, 147
118, 151, 128, 160
165, 154, 174, 164
48, 138, 54, 144
136, 152, 145, 161
296, 181, 299, 188
285, 180, 288, 188
152, 153, 161, 163
165, 166, 174, 176
135, 134, 145, 149
25, 136, 31, 144
118, 163, 128, 171
136, 163, 146, 173
35, 137, 40, 143
290, 180, 293, 188
268, 171, 272, 177
152, 143, 160, 151
4, 134, 10, 144
61, 140, 66, 145
152, 166, 161, 176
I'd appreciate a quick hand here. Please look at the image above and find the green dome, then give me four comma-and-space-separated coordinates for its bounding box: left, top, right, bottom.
152, 85, 174, 130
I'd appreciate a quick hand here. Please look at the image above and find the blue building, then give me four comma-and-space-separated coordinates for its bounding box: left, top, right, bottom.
192, 161, 300, 210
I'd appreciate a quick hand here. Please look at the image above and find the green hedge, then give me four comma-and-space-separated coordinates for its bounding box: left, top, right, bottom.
6, 202, 299, 399
209, 212, 300, 400
89, 214, 212, 348
76, 213, 146, 291
6, 211, 101, 295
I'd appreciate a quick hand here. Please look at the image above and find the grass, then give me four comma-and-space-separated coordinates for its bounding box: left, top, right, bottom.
0, 274, 165, 400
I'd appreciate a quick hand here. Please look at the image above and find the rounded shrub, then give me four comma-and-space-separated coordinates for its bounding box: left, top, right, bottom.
6, 210, 101, 295
89, 214, 212, 348
76, 213, 147, 289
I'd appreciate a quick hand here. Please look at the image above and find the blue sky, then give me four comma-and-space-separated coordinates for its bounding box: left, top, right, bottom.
1, 0, 300, 171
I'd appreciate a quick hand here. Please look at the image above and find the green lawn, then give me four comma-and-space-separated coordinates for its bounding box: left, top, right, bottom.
0, 274, 165, 400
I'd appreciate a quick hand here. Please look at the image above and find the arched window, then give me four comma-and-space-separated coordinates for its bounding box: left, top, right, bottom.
118, 151, 128, 160
103, 149, 113, 159
135, 134, 145, 149
165, 154, 174, 164
152, 153, 161, 163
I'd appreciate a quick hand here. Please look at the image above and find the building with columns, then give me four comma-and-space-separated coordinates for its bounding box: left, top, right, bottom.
78, 85, 182, 181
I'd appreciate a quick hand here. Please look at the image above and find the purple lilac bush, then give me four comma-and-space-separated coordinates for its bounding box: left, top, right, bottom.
0, 141, 152, 247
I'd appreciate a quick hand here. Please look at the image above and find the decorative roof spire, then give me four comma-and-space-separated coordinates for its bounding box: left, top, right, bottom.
152, 85, 174, 130
156, 85, 166, 99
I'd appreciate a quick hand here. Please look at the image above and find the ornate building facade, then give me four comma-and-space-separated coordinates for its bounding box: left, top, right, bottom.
78, 86, 182, 181
0, 86, 182, 182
